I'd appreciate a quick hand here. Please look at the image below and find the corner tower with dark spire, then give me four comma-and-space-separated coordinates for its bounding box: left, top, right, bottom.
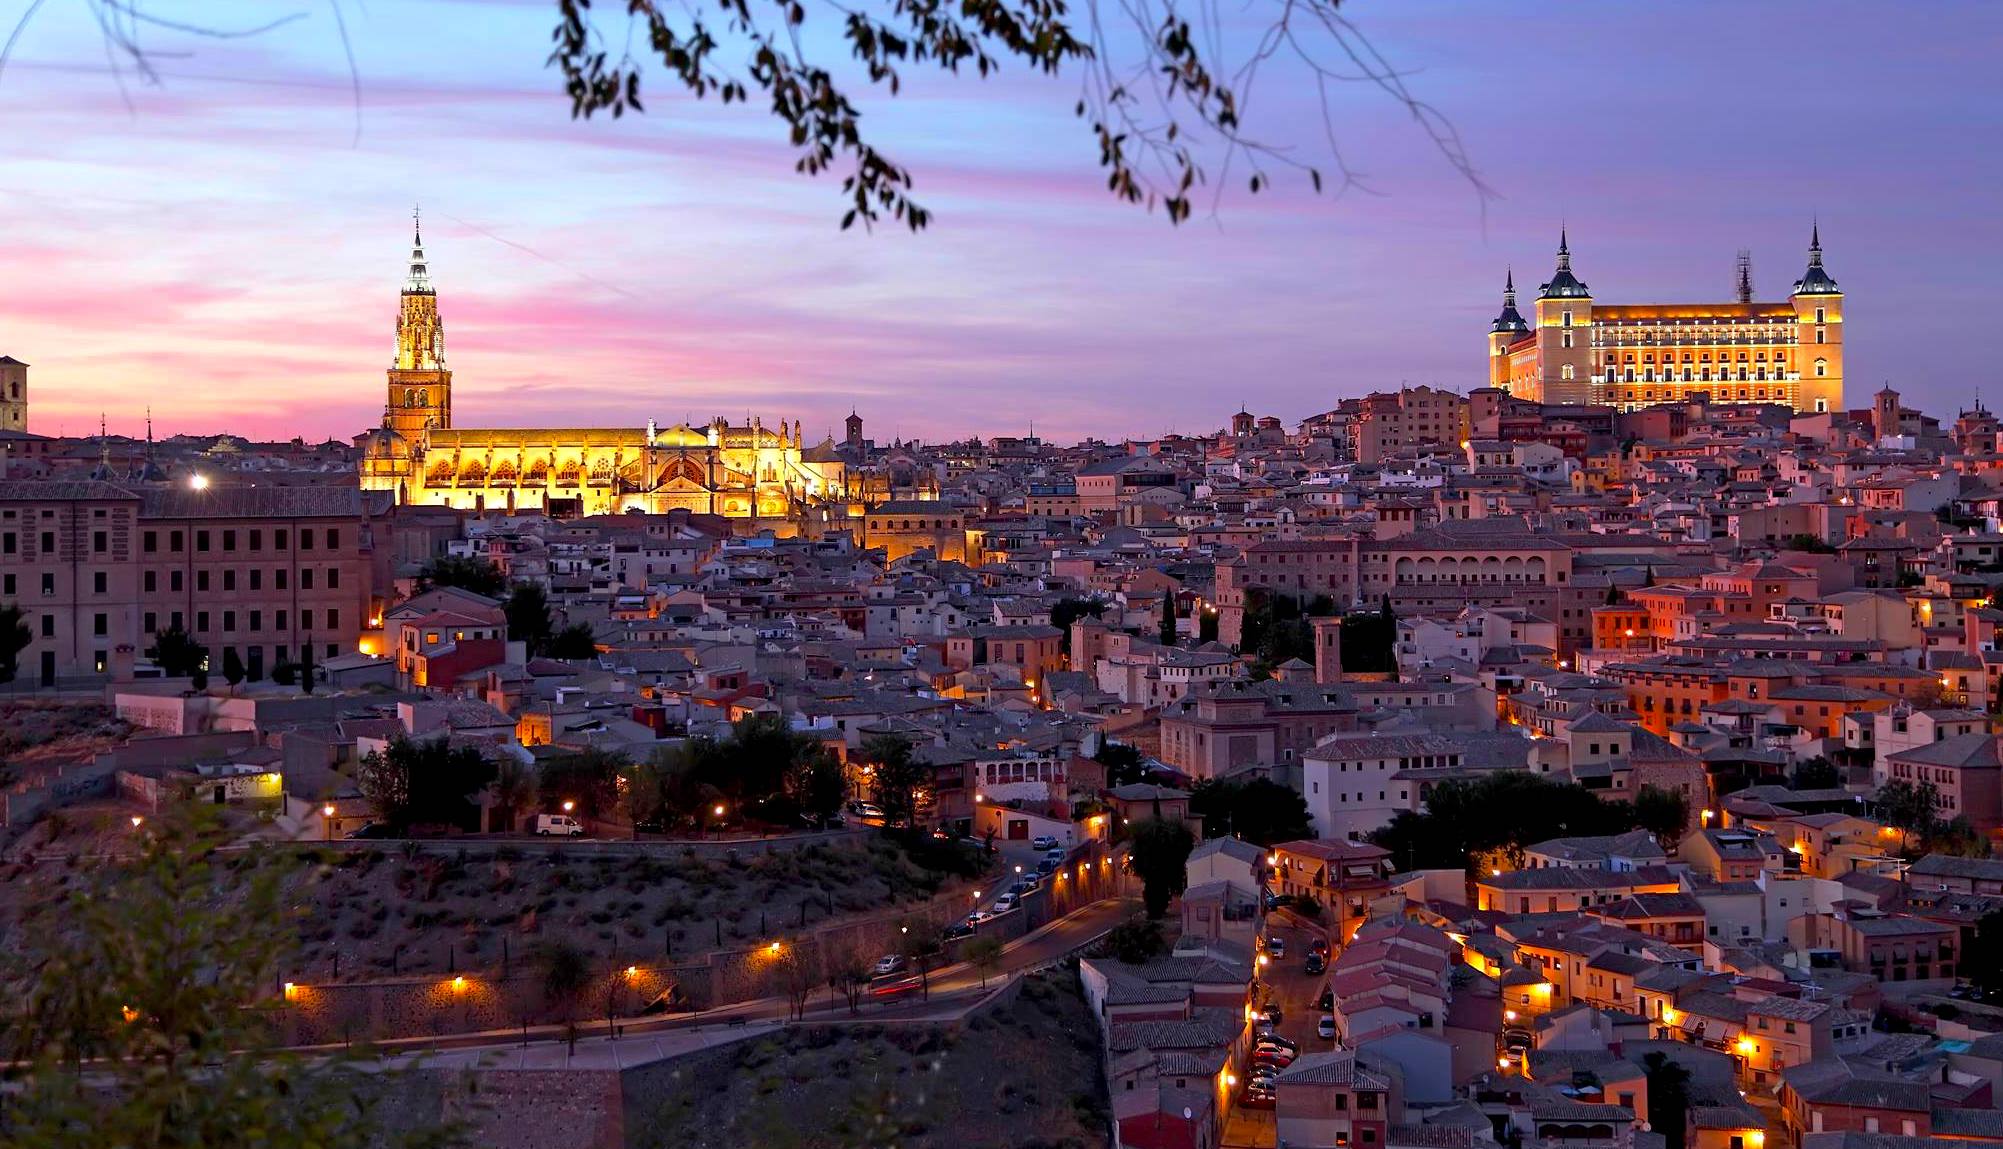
386, 209, 452, 450
1790, 223, 1843, 414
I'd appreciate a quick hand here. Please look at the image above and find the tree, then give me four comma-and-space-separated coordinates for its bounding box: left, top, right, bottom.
1369, 771, 1648, 875
1095, 741, 1151, 789
490, 757, 538, 833
415, 555, 507, 599
1875, 779, 1941, 850
1127, 817, 1196, 919
1051, 597, 1107, 658
1928, 816, 1991, 859
543, 622, 599, 660
1968, 909, 2003, 996
1197, 605, 1218, 644
1159, 588, 1178, 647
357, 735, 500, 833
536, 940, 593, 1057
538, 746, 627, 819
0, 603, 30, 683
1189, 777, 1313, 846
221, 647, 246, 694
964, 937, 1005, 989
863, 732, 926, 829
147, 623, 207, 677
1790, 757, 1842, 790
1102, 916, 1166, 964
504, 582, 554, 654
1631, 785, 1690, 847
1641, 1052, 1692, 1149
3, 807, 458, 1149
298, 641, 317, 695
1340, 607, 1398, 675
785, 747, 849, 823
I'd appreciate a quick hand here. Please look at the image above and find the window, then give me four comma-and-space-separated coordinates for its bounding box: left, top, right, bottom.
1814, 358, 1828, 378
223, 570, 235, 592
300, 529, 314, 551
326, 529, 340, 549
196, 530, 210, 552
93, 613, 107, 636
40, 573, 53, 596
327, 567, 340, 589
197, 571, 210, 593
89, 530, 106, 553
250, 569, 261, 591
40, 530, 54, 552
274, 529, 288, 550
301, 610, 314, 631
276, 610, 288, 631
142, 530, 157, 553
301, 569, 314, 591
275, 569, 288, 591
223, 611, 235, 632
1, 533, 12, 554
170, 529, 183, 551
250, 610, 261, 632
41, 615, 54, 637
93, 572, 107, 594
250, 529, 262, 551
197, 611, 209, 632
144, 611, 156, 633
223, 530, 236, 551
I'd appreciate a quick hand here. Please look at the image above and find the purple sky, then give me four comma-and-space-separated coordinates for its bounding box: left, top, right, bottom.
1, 1, 1999, 443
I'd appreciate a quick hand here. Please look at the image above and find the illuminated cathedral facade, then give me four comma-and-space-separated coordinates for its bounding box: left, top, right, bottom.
1488, 227, 1844, 414
358, 225, 857, 520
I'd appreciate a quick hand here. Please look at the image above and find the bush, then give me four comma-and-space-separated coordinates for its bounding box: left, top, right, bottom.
1293, 896, 1323, 920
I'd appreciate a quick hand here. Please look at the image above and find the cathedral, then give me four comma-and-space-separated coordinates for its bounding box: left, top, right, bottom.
1487, 226, 1844, 415
358, 223, 854, 520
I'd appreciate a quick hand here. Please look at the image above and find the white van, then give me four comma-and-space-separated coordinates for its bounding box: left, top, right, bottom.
533, 813, 586, 837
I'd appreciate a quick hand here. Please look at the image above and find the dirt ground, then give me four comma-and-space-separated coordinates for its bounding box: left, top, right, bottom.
0, 700, 133, 780
624, 969, 1110, 1149
0, 831, 986, 983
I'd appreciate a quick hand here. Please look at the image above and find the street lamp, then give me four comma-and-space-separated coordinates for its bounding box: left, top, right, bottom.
322, 803, 336, 842
130, 815, 144, 829
562, 800, 576, 813
188, 473, 209, 491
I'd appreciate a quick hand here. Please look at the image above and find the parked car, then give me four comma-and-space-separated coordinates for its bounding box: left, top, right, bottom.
344, 821, 396, 840
871, 954, 907, 977
798, 811, 846, 830
1317, 1015, 1337, 1039
1031, 835, 1061, 851
532, 813, 586, 837
1263, 935, 1286, 958
1254, 1005, 1283, 1026
1035, 858, 1058, 875
991, 894, 1019, 913
964, 911, 994, 926
847, 801, 886, 819
1255, 1035, 1299, 1056
1317, 988, 1334, 1011
1240, 1088, 1276, 1110
1305, 953, 1326, 976
942, 922, 975, 940
1252, 1049, 1295, 1070
1309, 938, 1330, 957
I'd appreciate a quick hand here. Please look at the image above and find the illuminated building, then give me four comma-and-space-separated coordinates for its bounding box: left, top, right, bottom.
359, 221, 854, 521
1489, 227, 1843, 414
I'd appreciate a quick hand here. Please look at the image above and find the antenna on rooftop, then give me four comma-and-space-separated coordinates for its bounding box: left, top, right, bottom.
1735, 251, 1754, 304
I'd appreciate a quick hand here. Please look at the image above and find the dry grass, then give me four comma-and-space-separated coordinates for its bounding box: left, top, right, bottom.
628, 969, 1110, 1149
0, 700, 133, 779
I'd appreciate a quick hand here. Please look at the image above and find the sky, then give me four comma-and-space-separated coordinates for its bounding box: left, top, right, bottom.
1, 0, 2000, 444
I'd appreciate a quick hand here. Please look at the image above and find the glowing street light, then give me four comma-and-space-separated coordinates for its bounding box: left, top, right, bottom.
188, 473, 210, 491
562, 800, 576, 813
130, 815, 144, 829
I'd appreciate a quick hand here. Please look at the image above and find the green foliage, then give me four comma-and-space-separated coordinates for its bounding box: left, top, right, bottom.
221, 646, 246, 689
504, 581, 553, 652
544, 622, 599, 660
1197, 605, 1218, 643
1631, 785, 1690, 846
625, 714, 835, 831
1790, 757, 1842, 790
1785, 533, 1836, 554
1094, 741, 1151, 789
1126, 817, 1195, 919
1370, 771, 1671, 874
0, 602, 30, 683
1189, 776, 1313, 846
538, 745, 628, 818
1340, 603, 1397, 674
1051, 597, 1107, 655
147, 623, 207, 678
1642, 1052, 1693, 1149
1239, 588, 1337, 676
2, 807, 458, 1149
1969, 909, 2003, 995
416, 555, 507, 598
1876, 778, 1942, 848
864, 732, 928, 829
1102, 915, 1166, 964
1159, 588, 1178, 647
298, 642, 316, 695
357, 734, 499, 833
964, 936, 1006, 987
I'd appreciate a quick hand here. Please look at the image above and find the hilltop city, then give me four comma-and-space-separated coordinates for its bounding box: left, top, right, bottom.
4, 224, 2003, 1149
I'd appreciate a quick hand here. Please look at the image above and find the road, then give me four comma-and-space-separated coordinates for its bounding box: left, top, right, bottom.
312, 893, 1142, 1064
1223, 910, 1332, 1149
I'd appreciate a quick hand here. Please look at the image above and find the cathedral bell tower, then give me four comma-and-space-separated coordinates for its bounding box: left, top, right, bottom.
386, 210, 451, 448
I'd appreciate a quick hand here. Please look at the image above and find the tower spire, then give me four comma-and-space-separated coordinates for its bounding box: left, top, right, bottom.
405, 205, 433, 294
1557, 227, 1571, 270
